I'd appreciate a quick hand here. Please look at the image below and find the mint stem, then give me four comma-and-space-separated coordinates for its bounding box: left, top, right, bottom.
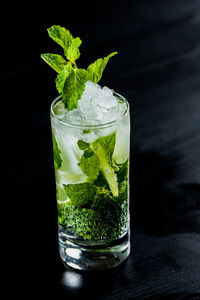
72, 61, 78, 69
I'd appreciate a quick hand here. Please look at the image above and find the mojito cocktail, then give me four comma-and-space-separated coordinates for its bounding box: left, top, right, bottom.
42, 25, 130, 270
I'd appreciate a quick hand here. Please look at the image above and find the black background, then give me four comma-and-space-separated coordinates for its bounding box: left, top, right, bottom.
1, 0, 200, 298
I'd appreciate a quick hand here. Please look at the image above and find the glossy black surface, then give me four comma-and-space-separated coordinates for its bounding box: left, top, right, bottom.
2, 0, 200, 298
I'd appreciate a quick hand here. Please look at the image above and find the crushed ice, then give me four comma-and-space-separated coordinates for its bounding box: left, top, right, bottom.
55, 81, 125, 125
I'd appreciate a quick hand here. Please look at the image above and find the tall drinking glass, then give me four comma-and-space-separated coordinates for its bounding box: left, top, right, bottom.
50, 92, 130, 270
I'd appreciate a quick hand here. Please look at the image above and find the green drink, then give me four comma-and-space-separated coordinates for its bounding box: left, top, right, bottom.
42, 26, 130, 270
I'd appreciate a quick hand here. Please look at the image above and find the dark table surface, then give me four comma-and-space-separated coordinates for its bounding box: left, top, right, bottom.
1, 0, 200, 298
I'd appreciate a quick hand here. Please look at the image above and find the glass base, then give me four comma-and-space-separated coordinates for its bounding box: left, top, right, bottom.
58, 229, 130, 270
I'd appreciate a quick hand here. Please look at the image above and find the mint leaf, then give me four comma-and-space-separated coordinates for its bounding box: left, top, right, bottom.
62, 68, 88, 110
91, 132, 118, 196
52, 134, 62, 169
117, 160, 129, 184
94, 145, 118, 197
77, 133, 118, 196
64, 183, 97, 207
93, 132, 116, 162
87, 52, 118, 83
83, 129, 91, 134
80, 152, 100, 183
40, 53, 67, 73
47, 25, 81, 64
47, 25, 73, 51
78, 139, 100, 182
84, 149, 94, 158
65, 37, 82, 63
55, 63, 73, 94
77, 140, 90, 150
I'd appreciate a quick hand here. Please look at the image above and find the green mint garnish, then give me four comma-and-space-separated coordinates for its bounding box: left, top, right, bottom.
41, 25, 117, 111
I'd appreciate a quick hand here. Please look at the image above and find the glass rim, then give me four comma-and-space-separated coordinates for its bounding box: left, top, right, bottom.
50, 91, 129, 129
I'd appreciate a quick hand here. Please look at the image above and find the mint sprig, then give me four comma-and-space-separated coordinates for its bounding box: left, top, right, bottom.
41, 25, 117, 111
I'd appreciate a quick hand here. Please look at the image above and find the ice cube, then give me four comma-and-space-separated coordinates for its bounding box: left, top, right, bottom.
113, 114, 130, 164
55, 170, 87, 185
78, 81, 122, 125
64, 107, 83, 124
54, 129, 84, 174
97, 86, 116, 108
